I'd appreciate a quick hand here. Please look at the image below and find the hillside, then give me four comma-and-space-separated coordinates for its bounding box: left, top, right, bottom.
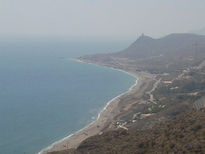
49, 109, 205, 154
116, 33, 205, 59
80, 33, 205, 74
77, 33, 205, 131
48, 33, 205, 154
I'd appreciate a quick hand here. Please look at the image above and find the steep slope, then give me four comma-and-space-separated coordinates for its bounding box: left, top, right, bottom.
106, 33, 205, 58
49, 109, 205, 154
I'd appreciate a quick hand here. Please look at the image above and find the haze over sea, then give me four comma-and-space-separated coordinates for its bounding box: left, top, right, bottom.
0, 38, 136, 154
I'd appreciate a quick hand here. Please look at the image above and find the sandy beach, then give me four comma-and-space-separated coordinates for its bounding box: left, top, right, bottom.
40, 59, 154, 154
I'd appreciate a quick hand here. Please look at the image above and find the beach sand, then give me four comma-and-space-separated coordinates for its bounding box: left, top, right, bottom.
40, 60, 154, 154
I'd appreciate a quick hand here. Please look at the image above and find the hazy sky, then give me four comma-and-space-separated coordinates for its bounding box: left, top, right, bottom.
0, 0, 205, 41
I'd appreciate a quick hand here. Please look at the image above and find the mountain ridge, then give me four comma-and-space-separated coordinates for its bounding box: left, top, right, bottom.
80, 33, 205, 74
115, 33, 205, 59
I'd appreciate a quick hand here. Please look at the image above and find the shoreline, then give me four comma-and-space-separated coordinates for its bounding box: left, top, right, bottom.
39, 58, 150, 154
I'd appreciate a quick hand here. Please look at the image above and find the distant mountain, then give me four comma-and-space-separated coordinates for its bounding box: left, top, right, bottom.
80, 33, 205, 73
190, 27, 205, 35
115, 33, 205, 59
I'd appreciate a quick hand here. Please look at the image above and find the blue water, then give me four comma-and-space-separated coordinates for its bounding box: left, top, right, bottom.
0, 39, 135, 154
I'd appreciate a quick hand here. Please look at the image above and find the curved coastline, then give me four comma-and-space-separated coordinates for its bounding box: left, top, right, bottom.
39, 58, 139, 154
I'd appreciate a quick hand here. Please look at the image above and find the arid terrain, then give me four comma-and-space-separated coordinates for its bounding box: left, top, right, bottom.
47, 33, 205, 154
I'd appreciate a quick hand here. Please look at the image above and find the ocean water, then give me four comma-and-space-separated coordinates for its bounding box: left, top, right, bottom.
0, 39, 135, 154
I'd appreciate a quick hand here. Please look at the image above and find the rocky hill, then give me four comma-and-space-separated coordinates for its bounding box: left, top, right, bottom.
80, 33, 205, 74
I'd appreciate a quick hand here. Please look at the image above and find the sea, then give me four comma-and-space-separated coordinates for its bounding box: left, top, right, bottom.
0, 38, 136, 154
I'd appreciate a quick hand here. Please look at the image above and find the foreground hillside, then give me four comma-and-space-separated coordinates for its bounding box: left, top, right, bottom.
50, 109, 205, 154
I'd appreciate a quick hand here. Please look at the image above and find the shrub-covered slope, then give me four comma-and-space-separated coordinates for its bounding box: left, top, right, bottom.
50, 109, 205, 154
